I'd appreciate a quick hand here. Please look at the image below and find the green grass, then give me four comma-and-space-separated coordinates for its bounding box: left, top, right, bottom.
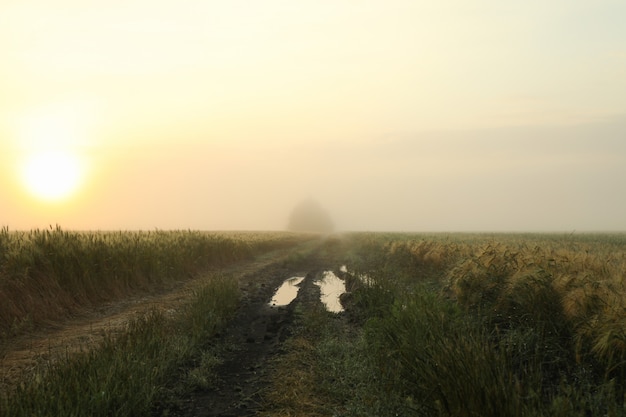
0, 273, 239, 417
359, 233, 626, 416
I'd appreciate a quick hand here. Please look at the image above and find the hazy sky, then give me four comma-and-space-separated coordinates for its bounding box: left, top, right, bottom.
1, 0, 626, 231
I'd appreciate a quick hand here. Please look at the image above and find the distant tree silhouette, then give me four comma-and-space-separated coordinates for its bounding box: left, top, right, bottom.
287, 199, 334, 233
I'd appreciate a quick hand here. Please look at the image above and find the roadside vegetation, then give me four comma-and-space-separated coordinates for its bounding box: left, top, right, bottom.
265, 232, 626, 417
1, 274, 238, 416
0, 225, 310, 342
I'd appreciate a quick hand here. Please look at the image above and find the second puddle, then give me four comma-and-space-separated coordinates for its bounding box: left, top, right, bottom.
315, 271, 346, 313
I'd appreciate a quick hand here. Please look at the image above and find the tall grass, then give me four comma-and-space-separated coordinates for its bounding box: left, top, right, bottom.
343, 233, 626, 416
0, 274, 239, 417
0, 226, 310, 341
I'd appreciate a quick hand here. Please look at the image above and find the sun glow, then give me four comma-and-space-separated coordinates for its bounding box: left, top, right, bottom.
21, 150, 84, 202
13, 102, 93, 203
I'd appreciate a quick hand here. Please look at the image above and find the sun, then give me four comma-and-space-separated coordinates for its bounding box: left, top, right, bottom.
13, 101, 93, 203
21, 150, 84, 202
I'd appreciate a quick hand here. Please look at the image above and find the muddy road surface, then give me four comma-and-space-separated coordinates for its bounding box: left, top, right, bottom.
173, 243, 350, 416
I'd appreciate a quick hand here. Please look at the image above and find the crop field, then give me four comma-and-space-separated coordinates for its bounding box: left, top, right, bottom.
264, 232, 626, 417
1, 230, 626, 416
0, 226, 310, 341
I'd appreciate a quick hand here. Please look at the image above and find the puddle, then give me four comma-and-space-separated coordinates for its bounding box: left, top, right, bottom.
315, 271, 346, 313
269, 277, 304, 307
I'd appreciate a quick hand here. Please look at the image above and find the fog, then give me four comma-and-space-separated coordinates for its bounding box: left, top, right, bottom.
2, 1, 626, 231
2, 117, 626, 232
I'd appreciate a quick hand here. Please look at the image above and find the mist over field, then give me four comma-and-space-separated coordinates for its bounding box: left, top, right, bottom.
1, 0, 626, 232
3, 121, 626, 232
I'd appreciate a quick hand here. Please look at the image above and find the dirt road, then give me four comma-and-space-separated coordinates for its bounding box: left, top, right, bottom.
173, 241, 349, 416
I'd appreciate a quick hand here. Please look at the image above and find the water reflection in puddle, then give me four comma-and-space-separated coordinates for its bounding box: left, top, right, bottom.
269, 277, 304, 307
315, 271, 346, 313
